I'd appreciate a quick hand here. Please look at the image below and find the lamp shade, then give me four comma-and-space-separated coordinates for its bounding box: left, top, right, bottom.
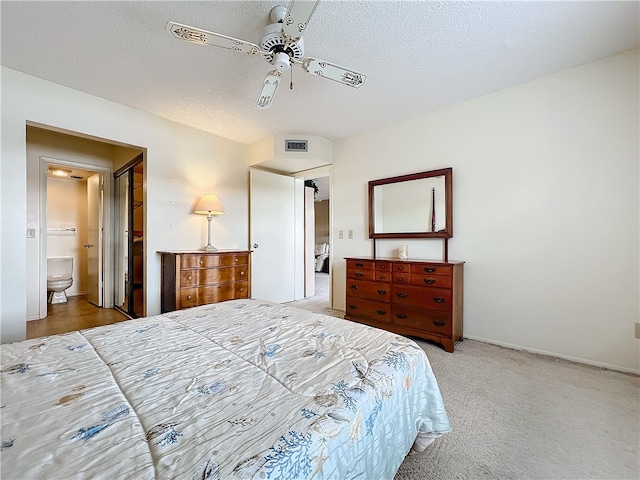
194, 194, 224, 215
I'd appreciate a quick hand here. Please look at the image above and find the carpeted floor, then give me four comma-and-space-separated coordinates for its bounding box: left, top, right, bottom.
286, 280, 640, 480
394, 339, 639, 480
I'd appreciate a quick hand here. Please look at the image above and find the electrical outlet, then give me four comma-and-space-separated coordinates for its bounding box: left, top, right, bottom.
348, 229, 353, 239
635, 322, 640, 339
338, 230, 344, 239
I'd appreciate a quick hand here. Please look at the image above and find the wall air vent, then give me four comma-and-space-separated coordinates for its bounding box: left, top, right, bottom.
285, 139, 308, 152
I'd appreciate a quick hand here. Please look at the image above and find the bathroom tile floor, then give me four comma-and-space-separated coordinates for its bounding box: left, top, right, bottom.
27, 295, 129, 339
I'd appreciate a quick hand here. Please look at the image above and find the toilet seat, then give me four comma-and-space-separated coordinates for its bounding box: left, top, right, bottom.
47, 256, 74, 305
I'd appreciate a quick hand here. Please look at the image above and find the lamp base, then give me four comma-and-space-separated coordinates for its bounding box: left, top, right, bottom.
202, 245, 219, 252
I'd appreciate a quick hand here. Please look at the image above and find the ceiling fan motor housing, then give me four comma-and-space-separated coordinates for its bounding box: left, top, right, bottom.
260, 22, 305, 71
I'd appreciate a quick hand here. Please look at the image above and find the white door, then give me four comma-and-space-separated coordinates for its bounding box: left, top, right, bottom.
87, 173, 103, 306
250, 169, 296, 303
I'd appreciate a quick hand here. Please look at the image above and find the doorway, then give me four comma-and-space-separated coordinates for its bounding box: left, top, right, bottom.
26, 125, 144, 325
294, 166, 333, 313
39, 157, 111, 319
305, 174, 331, 306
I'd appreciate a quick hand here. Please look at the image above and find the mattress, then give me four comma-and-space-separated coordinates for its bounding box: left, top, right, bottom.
1, 299, 450, 479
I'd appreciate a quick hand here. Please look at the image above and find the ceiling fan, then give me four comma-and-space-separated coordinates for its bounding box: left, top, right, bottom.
166, 0, 367, 109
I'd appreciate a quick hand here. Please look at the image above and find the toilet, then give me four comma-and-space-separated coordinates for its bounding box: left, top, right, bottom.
47, 257, 73, 304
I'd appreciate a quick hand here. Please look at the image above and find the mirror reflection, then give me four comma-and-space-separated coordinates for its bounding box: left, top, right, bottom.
369, 168, 452, 239
373, 176, 446, 234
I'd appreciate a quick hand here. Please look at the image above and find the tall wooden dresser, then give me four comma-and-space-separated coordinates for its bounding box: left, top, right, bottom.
344, 257, 463, 352
159, 250, 251, 313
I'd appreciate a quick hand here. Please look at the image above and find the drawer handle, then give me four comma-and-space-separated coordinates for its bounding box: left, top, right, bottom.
396, 313, 407, 319
397, 292, 408, 298
376, 309, 386, 315
187, 295, 192, 300
355, 272, 364, 277
397, 277, 404, 282
433, 297, 445, 303
348, 304, 357, 309
379, 265, 386, 269
199, 260, 204, 265
349, 285, 358, 290
239, 288, 244, 292
377, 289, 387, 295
187, 275, 192, 281
424, 267, 435, 273
378, 275, 386, 280
433, 320, 445, 327
234, 258, 238, 263
424, 279, 435, 285
240, 271, 245, 275
355, 262, 364, 267
397, 266, 404, 271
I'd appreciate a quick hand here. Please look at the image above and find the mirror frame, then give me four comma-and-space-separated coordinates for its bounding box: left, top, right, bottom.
368, 167, 453, 239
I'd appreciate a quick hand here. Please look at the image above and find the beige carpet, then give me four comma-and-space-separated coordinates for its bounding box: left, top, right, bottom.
286, 284, 640, 480
394, 339, 639, 480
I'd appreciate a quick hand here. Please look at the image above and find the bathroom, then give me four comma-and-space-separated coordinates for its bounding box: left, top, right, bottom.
45, 164, 99, 306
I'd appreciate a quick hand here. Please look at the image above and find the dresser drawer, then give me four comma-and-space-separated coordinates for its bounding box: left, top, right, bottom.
374, 271, 392, 282
180, 266, 248, 287
345, 297, 391, 323
392, 285, 452, 311
180, 254, 249, 269
346, 279, 391, 302
392, 263, 410, 273
410, 274, 452, 289
347, 269, 375, 281
347, 259, 375, 270
393, 273, 410, 284
374, 270, 392, 283
180, 282, 249, 307
410, 264, 452, 277
392, 305, 452, 335
375, 261, 392, 272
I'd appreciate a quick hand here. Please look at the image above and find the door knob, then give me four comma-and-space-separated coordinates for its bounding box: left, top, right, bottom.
83, 244, 94, 248
252, 243, 259, 248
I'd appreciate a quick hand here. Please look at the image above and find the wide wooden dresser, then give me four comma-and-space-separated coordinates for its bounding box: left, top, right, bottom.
159, 250, 251, 313
344, 257, 464, 352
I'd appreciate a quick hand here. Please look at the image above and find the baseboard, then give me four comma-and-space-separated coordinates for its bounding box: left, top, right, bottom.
465, 335, 640, 376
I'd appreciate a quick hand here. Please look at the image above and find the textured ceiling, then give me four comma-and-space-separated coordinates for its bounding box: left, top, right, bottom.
1, 1, 638, 145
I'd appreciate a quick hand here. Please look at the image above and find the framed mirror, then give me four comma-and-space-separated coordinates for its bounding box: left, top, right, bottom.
369, 168, 452, 239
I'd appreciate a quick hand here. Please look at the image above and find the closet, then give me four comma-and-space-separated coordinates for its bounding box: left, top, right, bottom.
114, 156, 144, 317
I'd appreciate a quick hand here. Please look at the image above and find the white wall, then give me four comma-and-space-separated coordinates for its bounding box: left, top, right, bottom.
332, 49, 639, 373
1, 66, 249, 343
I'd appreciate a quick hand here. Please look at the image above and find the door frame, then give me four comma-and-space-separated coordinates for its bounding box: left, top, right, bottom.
37, 156, 113, 318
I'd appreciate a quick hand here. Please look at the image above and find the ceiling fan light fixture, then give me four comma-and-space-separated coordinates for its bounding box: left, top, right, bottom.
167, 0, 367, 109
273, 51, 291, 71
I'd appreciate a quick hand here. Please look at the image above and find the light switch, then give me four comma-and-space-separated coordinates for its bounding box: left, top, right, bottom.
348, 229, 353, 239
338, 230, 344, 239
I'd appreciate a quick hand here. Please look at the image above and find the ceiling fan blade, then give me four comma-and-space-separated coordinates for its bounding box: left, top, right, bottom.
255, 70, 283, 109
166, 21, 260, 55
281, 0, 319, 42
302, 58, 367, 88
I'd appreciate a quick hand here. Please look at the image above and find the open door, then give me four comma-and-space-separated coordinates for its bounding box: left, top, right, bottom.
249, 169, 298, 303
86, 173, 103, 306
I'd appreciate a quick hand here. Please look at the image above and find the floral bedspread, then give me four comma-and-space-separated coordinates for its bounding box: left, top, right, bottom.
1, 299, 450, 479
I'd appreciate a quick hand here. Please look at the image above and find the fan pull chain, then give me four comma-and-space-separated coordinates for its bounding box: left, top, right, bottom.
290, 66, 294, 90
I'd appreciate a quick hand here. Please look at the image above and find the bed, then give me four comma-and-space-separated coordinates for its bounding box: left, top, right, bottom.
1, 299, 450, 479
